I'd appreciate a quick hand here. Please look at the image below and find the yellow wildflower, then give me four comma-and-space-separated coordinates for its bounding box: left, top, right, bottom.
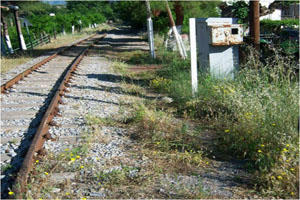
65, 192, 70, 196
277, 175, 283, 180
8, 191, 14, 195
80, 166, 84, 169
76, 155, 80, 159
81, 198, 87, 200
44, 172, 49, 175
70, 153, 74, 157
282, 148, 288, 152
64, 148, 69, 151
290, 168, 295, 171
71, 158, 76, 162
156, 142, 160, 145
39, 198, 43, 200
36, 160, 39, 163
257, 150, 262, 153
98, 182, 102, 185
286, 144, 290, 147
271, 176, 275, 179
260, 144, 265, 147
291, 192, 295, 195
224, 129, 230, 133
272, 123, 276, 126
281, 172, 286, 176
206, 161, 209, 165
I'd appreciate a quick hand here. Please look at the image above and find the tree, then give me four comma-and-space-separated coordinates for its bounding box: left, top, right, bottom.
112, 1, 221, 33
232, 1, 249, 23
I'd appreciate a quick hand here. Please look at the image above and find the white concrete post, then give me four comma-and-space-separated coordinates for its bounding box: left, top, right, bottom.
4, 34, 13, 54
189, 18, 198, 96
145, 0, 155, 59
19, 34, 27, 50
72, 25, 75, 34
147, 18, 156, 58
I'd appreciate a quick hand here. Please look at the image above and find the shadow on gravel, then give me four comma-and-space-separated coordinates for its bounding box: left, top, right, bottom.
71, 84, 157, 101
64, 93, 120, 105
87, 73, 149, 87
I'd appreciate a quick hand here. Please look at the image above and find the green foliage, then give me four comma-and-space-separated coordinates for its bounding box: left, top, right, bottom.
261, 19, 299, 33
181, 1, 221, 33
2, 1, 108, 51
111, 1, 220, 33
150, 45, 298, 198
231, 1, 249, 24
112, 1, 147, 28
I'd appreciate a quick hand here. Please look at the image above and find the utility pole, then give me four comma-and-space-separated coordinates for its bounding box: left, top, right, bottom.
145, 0, 155, 59
11, 6, 27, 50
250, 0, 260, 51
1, 16, 13, 53
165, 0, 187, 59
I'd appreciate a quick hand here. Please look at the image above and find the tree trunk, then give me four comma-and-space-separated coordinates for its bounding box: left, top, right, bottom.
174, 1, 184, 26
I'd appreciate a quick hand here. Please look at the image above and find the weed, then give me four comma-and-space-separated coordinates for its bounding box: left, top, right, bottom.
1, 164, 12, 173
117, 34, 299, 198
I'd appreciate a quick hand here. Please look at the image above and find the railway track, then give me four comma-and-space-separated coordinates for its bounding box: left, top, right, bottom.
0, 33, 106, 198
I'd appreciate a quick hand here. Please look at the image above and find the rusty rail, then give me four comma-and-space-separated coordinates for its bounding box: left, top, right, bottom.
1, 34, 96, 93
12, 34, 107, 198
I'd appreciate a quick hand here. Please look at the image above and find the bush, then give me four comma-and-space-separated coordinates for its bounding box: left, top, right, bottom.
261, 19, 299, 34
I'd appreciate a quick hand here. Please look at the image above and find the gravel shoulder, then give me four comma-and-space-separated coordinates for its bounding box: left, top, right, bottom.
23, 27, 258, 199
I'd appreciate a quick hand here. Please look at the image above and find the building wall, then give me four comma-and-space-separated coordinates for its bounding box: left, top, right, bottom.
260, 9, 282, 20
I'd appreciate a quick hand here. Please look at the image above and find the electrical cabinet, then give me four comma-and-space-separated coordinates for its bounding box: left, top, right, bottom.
194, 18, 243, 79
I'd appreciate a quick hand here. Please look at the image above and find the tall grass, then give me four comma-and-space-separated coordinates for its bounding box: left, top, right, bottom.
149, 46, 299, 198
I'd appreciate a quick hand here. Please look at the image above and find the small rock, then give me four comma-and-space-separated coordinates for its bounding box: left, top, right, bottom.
52, 188, 61, 193
161, 97, 173, 104
89, 192, 106, 198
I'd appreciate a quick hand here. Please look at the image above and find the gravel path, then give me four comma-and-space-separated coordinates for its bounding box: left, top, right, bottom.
1, 27, 256, 199
24, 27, 257, 199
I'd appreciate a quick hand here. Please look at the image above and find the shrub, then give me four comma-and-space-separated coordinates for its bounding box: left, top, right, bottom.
261, 19, 299, 34
151, 45, 298, 198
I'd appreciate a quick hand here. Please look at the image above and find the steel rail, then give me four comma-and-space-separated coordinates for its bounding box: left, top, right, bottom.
1, 34, 97, 93
11, 34, 107, 198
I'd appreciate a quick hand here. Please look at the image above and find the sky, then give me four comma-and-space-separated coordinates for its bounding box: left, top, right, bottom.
41, 0, 66, 5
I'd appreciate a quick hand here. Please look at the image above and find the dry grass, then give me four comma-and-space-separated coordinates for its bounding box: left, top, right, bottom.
1, 24, 112, 74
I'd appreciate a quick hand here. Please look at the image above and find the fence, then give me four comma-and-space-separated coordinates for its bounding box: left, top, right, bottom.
2, 34, 51, 55
15, 34, 51, 52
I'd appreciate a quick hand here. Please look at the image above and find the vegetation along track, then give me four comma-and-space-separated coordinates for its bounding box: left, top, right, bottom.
1, 33, 107, 198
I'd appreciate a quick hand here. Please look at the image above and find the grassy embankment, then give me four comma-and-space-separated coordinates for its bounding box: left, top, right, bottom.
21, 34, 298, 199
112, 35, 299, 198
1, 24, 112, 74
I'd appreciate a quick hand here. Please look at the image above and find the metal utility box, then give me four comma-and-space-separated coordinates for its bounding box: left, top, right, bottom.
195, 18, 243, 79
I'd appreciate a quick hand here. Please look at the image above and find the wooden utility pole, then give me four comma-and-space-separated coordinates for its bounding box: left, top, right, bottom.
11, 6, 27, 50
145, 0, 155, 59
250, 0, 260, 51
1, 16, 13, 53
165, 0, 187, 59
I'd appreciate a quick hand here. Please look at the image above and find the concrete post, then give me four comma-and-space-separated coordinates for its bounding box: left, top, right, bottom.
62, 25, 66, 35
145, 0, 156, 59
189, 18, 198, 96
72, 25, 75, 34
1, 16, 13, 53
12, 6, 27, 50
165, 0, 187, 59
